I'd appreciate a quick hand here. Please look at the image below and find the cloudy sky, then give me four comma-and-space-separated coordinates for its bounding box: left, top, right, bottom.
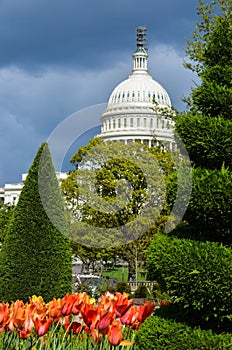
0, 0, 208, 187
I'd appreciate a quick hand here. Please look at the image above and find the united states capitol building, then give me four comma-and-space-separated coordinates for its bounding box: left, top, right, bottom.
0, 27, 174, 205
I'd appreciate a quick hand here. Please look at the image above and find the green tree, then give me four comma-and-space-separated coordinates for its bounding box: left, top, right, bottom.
62, 138, 175, 280
0, 143, 72, 302
0, 203, 15, 243
146, 0, 232, 333
184, 0, 232, 119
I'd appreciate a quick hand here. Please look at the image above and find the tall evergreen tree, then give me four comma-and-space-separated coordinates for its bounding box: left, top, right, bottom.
0, 143, 72, 302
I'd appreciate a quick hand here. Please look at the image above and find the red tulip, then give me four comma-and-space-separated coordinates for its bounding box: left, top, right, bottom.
160, 300, 169, 307
34, 317, 53, 336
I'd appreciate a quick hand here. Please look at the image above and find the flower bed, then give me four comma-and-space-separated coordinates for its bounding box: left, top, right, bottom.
0, 292, 155, 349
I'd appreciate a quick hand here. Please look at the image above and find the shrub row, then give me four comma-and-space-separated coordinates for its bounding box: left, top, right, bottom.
135, 316, 232, 350
146, 235, 232, 326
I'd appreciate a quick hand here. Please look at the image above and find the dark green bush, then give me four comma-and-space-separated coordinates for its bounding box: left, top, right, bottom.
115, 281, 131, 294
175, 114, 232, 170
186, 166, 232, 233
135, 316, 232, 350
146, 235, 232, 326
166, 166, 232, 243
0, 143, 72, 303
133, 285, 148, 298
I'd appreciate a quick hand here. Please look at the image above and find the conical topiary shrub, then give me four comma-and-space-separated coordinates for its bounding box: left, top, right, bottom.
0, 143, 72, 302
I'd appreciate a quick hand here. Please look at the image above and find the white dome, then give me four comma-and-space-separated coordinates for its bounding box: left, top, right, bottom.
107, 73, 171, 112
97, 27, 174, 149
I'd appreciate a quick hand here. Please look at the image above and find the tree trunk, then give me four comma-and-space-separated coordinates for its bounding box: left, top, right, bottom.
127, 259, 136, 281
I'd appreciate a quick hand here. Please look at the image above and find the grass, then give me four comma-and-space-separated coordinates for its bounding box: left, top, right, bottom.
101, 267, 147, 282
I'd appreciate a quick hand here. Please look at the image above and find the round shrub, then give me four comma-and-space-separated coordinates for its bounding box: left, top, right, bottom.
115, 281, 131, 294
146, 235, 232, 326
135, 316, 232, 350
133, 285, 148, 298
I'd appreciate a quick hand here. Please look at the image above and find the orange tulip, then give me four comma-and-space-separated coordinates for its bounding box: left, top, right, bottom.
108, 320, 122, 346
97, 310, 115, 335
120, 305, 139, 326
34, 317, 53, 336
48, 298, 62, 320
160, 300, 169, 307
62, 293, 86, 316
8, 300, 26, 331
114, 292, 133, 317
0, 302, 9, 331
138, 301, 155, 323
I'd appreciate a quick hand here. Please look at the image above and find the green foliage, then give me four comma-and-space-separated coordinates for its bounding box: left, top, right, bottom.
185, 166, 232, 234
62, 137, 175, 279
115, 281, 131, 294
0, 203, 15, 243
175, 114, 232, 169
133, 285, 148, 299
146, 235, 232, 327
135, 316, 232, 350
167, 166, 232, 243
0, 143, 72, 303
191, 6, 232, 119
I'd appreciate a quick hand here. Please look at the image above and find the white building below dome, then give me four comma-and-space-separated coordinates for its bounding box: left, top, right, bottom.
97, 27, 175, 149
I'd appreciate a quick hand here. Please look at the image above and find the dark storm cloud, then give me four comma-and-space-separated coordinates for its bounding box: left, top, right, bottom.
0, 0, 199, 70
0, 0, 208, 187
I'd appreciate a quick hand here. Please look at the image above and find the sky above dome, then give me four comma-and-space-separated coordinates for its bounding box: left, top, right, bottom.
0, 0, 210, 187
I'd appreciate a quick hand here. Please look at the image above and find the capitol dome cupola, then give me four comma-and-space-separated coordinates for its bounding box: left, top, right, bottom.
97, 27, 174, 149
132, 27, 148, 74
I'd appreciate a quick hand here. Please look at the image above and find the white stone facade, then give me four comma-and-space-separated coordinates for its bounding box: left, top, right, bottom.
0, 172, 67, 205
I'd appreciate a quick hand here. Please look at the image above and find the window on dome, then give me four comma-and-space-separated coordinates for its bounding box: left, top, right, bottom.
122, 92, 125, 99
132, 92, 135, 98
162, 120, 164, 129
124, 118, 127, 128
148, 92, 151, 99
113, 119, 116, 129
118, 119, 121, 128
150, 118, 153, 128
130, 118, 134, 127
137, 118, 140, 127
144, 118, 147, 128
127, 92, 130, 98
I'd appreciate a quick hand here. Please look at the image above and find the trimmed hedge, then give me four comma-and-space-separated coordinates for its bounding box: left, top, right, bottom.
0, 143, 72, 303
146, 235, 232, 326
135, 316, 232, 350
